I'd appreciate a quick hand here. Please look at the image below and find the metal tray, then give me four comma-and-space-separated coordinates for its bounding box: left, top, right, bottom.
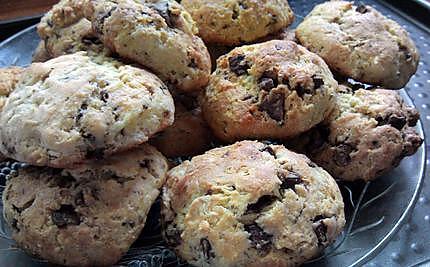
0, 0, 428, 266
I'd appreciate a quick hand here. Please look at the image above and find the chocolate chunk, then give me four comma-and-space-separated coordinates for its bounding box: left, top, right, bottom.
356, 5, 369, 14
259, 91, 285, 122
12, 198, 34, 214
52, 205, 80, 227
81, 132, 96, 143
312, 75, 324, 89
293, 84, 305, 98
241, 95, 255, 101
232, 8, 239, 20
200, 238, 215, 260
245, 223, 272, 256
188, 58, 198, 68
313, 221, 328, 246
95, 7, 117, 35
11, 219, 19, 232
75, 191, 85, 206
100, 90, 109, 102
239, 2, 248, 9
81, 35, 102, 46
75, 102, 88, 123
281, 76, 290, 86
333, 144, 354, 167
258, 71, 279, 91
86, 148, 104, 160
246, 195, 277, 214
259, 78, 275, 91
399, 45, 412, 61
388, 115, 407, 130
278, 170, 302, 191
122, 220, 136, 228
228, 55, 250, 76
259, 145, 276, 157
151, 1, 176, 28
139, 159, 150, 168
376, 115, 407, 130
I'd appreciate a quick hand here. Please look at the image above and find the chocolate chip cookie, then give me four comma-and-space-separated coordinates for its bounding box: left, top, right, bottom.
0, 67, 24, 161
181, 0, 294, 45
0, 52, 174, 168
162, 140, 345, 266
287, 85, 423, 181
201, 40, 337, 142
3, 144, 168, 267
37, 0, 106, 59
83, 0, 211, 92
150, 100, 214, 158
296, 1, 419, 89
0, 67, 23, 111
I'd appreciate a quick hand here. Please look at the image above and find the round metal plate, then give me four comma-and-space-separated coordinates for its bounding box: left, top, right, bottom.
0, 0, 427, 265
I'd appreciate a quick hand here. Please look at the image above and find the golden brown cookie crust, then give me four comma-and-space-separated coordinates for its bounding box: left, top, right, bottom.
3, 144, 168, 267
182, 0, 294, 45
83, 0, 211, 92
162, 140, 345, 267
0, 52, 174, 168
287, 86, 423, 181
201, 40, 337, 142
296, 1, 419, 89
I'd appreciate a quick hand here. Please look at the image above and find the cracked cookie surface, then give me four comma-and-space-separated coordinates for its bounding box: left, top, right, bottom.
181, 0, 294, 45
201, 40, 337, 142
296, 1, 419, 89
161, 140, 345, 267
0, 52, 174, 168
83, 0, 211, 92
37, 0, 106, 59
3, 144, 168, 267
288, 85, 423, 181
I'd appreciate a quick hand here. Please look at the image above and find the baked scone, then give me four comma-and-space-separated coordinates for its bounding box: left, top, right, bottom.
201, 40, 337, 142
83, 0, 211, 92
0, 52, 174, 168
150, 101, 214, 158
181, 0, 294, 45
287, 85, 423, 181
32, 41, 52, 62
296, 1, 419, 89
0, 66, 23, 111
37, 0, 106, 59
3, 144, 168, 267
0, 67, 24, 161
162, 140, 345, 267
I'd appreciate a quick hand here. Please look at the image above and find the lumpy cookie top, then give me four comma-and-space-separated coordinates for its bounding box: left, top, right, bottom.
201, 40, 337, 141
0, 67, 24, 110
37, 0, 106, 58
162, 140, 345, 266
181, 0, 294, 45
83, 0, 211, 92
288, 85, 423, 181
0, 52, 174, 168
296, 1, 419, 89
3, 144, 168, 267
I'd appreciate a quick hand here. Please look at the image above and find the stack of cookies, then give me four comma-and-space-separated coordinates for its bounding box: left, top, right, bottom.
0, 0, 423, 266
